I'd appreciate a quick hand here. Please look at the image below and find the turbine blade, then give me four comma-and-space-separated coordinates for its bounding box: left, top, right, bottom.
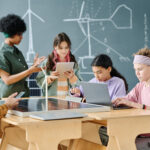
41, 67, 46, 75
31, 11, 45, 22
79, 1, 85, 18
41, 79, 46, 88
78, 21, 86, 36
22, 11, 28, 19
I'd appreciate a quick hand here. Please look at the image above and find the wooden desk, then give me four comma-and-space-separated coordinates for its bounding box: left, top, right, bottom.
1, 108, 150, 150
0, 114, 91, 150
86, 108, 150, 150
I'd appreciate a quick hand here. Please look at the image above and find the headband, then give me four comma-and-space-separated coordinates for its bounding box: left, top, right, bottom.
133, 55, 150, 65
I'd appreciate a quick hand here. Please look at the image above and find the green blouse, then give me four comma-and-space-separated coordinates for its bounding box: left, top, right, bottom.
0, 43, 29, 98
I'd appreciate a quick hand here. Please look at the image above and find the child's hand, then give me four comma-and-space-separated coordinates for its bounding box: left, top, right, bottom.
112, 98, 142, 108
46, 71, 59, 84
47, 75, 58, 84
51, 71, 59, 77
5, 92, 21, 109
64, 69, 74, 79
70, 87, 81, 96
112, 98, 129, 106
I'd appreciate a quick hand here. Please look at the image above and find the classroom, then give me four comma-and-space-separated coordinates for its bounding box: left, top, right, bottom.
0, 0, 150, 150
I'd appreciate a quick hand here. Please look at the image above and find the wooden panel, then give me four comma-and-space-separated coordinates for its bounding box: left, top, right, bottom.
68, 139, 106, 150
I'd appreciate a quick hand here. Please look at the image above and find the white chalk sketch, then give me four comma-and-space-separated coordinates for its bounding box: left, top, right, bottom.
22, 0, 45, 66
144, 13, 148, 48
64, 1, 132, 70
23, 0, 45, 96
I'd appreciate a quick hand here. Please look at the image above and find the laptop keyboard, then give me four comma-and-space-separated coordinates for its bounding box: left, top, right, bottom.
112, 105, 131, 110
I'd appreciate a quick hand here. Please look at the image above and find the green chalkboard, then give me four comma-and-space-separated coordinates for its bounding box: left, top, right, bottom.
0, 0, 150, 92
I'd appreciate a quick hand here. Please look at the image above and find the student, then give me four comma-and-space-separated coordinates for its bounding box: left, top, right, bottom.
71, 54, 128, 101
113, 48, 150, 108
108, 48, 150, 150
36, 32, 82, 96
0, 14, 45, 98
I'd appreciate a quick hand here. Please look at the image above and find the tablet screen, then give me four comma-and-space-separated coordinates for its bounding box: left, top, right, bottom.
56, 62, 74, 75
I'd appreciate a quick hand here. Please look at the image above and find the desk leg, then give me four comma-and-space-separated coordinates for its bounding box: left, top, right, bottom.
0, 127, 28, 150
25, 119, 82, 150
107, 116, 150, 150
107, 136, 118, 150
68, 139, 106, 150
28, 143, 37, 150
0, 135, 7, 150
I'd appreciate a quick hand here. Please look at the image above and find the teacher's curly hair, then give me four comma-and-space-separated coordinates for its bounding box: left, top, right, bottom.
0, 14, 26, 37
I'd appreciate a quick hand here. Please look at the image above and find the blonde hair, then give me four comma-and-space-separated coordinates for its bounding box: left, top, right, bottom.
134, 48, 150, 58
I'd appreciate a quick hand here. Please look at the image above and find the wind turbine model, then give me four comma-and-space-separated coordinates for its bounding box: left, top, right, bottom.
64, 1, 132, 69
23, 0, 45, 66
41, 67, 48, 111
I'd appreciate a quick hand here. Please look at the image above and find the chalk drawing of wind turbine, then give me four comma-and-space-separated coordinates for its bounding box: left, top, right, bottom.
41, 67, 48, 111
23, 0, 45, 66
144, 13, 148, 48
64, 1, 132, 69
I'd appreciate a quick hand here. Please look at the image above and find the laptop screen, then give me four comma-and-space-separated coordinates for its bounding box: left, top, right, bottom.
80, 81, 111, 106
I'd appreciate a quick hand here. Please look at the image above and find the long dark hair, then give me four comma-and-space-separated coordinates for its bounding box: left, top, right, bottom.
46, 32, 77, 72
91, 54, 128, 92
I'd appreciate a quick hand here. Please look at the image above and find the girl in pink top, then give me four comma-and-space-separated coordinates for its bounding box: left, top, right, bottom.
113, 48, 150, 109
113, 48, 150, 150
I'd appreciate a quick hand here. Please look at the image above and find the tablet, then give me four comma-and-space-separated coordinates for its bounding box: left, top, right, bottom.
56, 62, 74, 75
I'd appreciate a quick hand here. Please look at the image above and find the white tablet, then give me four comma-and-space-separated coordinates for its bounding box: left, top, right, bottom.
56, 62, 74, 75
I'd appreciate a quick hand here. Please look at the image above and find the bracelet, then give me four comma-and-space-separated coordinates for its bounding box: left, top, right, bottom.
143, 104, 146, 110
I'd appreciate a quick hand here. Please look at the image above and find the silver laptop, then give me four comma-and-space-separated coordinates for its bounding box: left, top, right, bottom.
80, 82, 131, 109
29, 110, 87, 120
80, 81, 111, 106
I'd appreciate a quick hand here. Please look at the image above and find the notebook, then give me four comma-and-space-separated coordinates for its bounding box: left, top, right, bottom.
29, 110, 87, 120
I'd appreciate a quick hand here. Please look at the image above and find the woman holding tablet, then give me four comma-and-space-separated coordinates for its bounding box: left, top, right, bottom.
36, 32, 82, 96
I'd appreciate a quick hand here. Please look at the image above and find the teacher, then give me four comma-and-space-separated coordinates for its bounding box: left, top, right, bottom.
0, 14, 45, 98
